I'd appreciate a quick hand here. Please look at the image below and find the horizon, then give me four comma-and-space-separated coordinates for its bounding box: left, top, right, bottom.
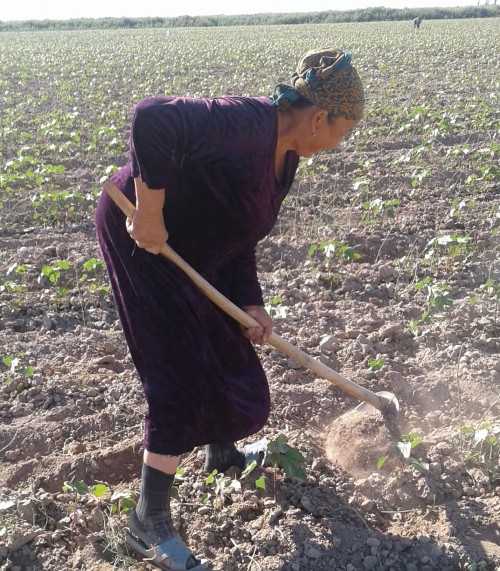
1, 0, 480, 23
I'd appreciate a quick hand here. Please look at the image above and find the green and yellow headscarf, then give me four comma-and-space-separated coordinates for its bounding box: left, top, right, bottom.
273, 48, 364, 121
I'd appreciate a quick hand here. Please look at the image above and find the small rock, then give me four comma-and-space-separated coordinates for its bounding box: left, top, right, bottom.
332, 537, 342, 548
379, 263, 397, 281
41, 316, 52, 331
363, 555, 379, 569
95, 355, 116, 365
387, 371, 413, 396
378, 322, 403, 339
319, 335, 340, 353
306, 547, 321, 559
367, 537, 381, 547
360, 498, 374, 512
5, 449, 21, 461
17, 498, 35, 523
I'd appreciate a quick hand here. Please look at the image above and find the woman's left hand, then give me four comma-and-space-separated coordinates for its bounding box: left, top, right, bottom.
241, 305, 273, 345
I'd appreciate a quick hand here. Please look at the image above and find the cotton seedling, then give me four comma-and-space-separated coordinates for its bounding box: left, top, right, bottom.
201, 470, 242, 512
265, 295, 287, 319
377, 431, 429, 476
308, 239, 360, 263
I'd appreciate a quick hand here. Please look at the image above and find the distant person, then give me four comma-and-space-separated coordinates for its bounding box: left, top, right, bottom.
96, 48, 364, 570
414, 16, 422, 30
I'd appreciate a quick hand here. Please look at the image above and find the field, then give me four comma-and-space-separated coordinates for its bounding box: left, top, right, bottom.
0, 18, 499, 571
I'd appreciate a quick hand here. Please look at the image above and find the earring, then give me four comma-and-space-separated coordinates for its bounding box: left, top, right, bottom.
312, 131, 317, 137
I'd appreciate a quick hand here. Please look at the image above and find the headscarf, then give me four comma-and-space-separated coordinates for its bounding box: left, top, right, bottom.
272, 48, 364, 121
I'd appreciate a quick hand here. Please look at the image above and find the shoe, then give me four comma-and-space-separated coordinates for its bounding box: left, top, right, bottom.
243, 436, 269, 469
125, 513, 208, 570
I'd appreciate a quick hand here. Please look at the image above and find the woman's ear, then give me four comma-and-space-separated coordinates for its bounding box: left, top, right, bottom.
312, 108, 329, 130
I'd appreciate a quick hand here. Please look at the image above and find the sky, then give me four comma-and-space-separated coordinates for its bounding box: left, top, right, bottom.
1, 0, 479, 22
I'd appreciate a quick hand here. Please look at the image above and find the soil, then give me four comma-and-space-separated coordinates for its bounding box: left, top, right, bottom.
1, 60, 500, 571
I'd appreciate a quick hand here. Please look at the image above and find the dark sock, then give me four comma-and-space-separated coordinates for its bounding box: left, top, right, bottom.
132, 464, 199, 570
134, 464, 176, 543
204, 442, 245, 473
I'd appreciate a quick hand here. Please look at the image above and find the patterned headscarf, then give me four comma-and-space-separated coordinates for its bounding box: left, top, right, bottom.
272, 48, 364, 121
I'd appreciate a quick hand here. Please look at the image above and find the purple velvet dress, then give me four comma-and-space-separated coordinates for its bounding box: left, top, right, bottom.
95, 96, 299, 455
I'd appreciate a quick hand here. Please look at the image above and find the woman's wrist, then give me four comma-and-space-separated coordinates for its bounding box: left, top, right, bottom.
134, 177, 165, 215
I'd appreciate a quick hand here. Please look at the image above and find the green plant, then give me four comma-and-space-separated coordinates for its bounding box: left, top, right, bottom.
361, 197, 400, 224
423, 233, 473, 266
2, 353, 35, 378
377, 431, 429, 475
78, 257, 110, 296
449, 197, 477, 219
409, 310, 430, 335
267, 434, 306, 482
460, 423, 499, 480
265, 295, 287, 319
38, 260, 72, 295
478, 278, 500, 323
109, 490, 136, 516
202, 469, 242, 512
60, 480, 110, 527
367, 356, 385, 372
415, 277, 453, 309
0, 500, 15, 538
409, 277, 453, 334
308, 239, 360, 263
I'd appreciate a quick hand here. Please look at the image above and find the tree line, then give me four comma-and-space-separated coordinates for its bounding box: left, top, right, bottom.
0, 5, 498, 32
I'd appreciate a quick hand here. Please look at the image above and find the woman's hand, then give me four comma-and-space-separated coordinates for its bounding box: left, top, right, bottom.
126, 210, 168, 254
241, 305, 273, 345
127, 178, 168, 254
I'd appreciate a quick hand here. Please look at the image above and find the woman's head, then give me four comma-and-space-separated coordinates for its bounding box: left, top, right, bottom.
273, 48, 364, 122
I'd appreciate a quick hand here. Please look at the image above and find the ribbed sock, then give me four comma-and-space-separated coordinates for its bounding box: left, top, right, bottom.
204, 442, 245, 473
135, 464, 176, 542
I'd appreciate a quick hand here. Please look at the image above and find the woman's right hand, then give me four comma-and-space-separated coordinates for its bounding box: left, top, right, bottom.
127, 178, 168, 254
126, 210, 168, 254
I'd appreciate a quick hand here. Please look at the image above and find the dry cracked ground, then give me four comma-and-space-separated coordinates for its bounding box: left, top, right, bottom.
1, 83, 499, 571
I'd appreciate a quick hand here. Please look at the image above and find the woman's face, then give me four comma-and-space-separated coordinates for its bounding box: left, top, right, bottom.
298, 113, 359, 157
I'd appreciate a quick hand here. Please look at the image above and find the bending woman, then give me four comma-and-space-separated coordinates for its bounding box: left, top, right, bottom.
96, 48, 364, 571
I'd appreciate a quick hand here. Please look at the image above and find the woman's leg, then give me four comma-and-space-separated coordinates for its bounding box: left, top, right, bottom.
129, 451, 205, 569
132, 451, 180, 544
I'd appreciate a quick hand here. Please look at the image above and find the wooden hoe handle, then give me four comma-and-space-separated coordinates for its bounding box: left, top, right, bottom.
101, 178, 392, 412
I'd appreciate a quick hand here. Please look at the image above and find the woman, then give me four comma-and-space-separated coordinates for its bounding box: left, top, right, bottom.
96, 48, 364, 571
